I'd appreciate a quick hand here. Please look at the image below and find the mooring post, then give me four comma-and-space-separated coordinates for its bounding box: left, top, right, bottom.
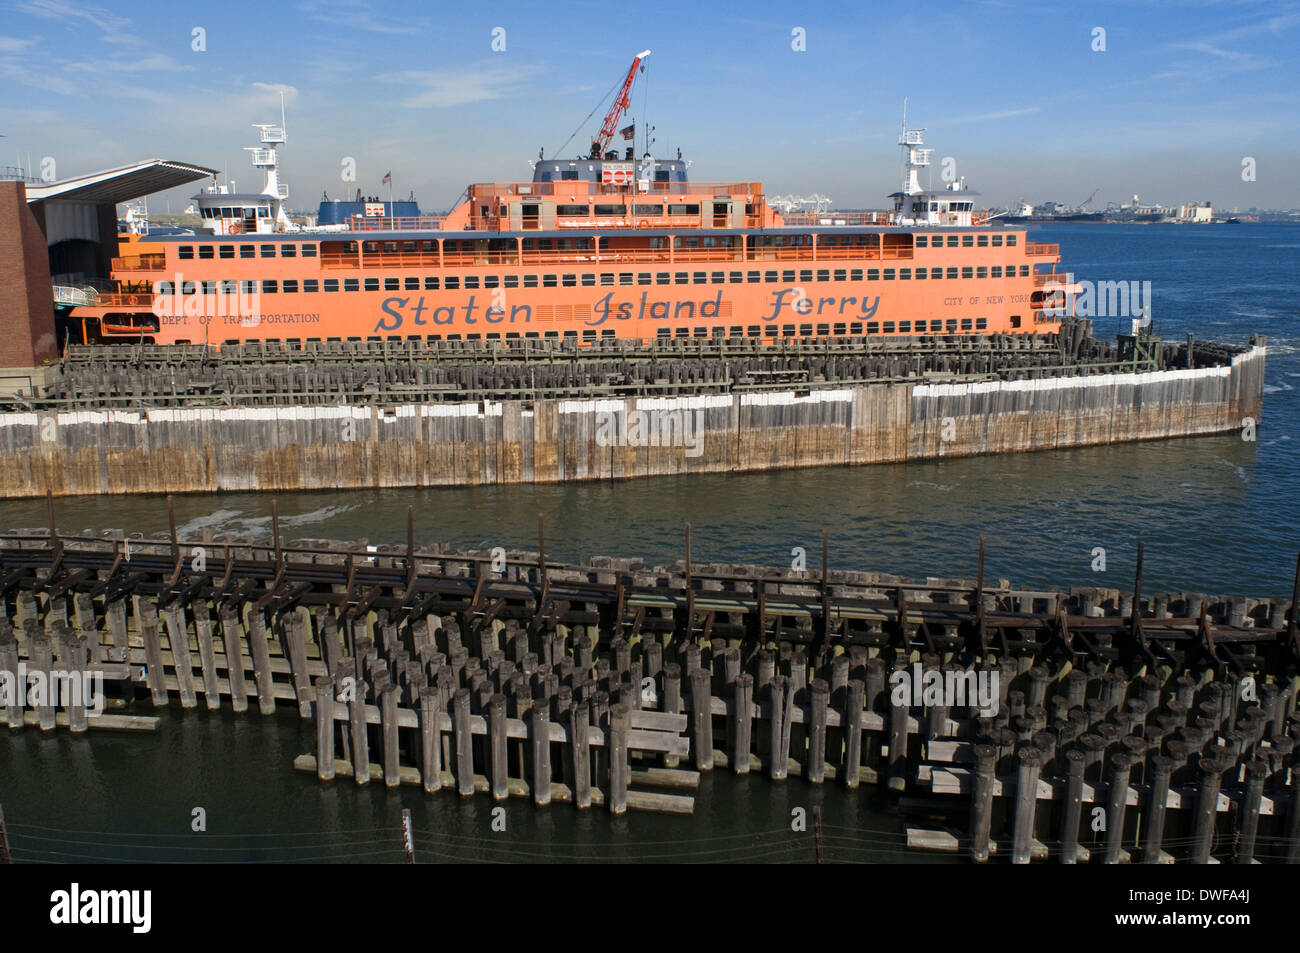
1059, 747, 1086, 864
572, 701, 592, 809
808, 678, 829, 783
488, 693, 508, 800
1011, 746, 1042, 864
531, 700, 551, 806
888, 675, 909, 792
690, 666, 713, 770
843, 679, 864, 789
219, 607, 249, 713
348, 662, 370, 785
419, 685, 442, 793
734, 674, 753, 775
380, 681, 400, 788
1142, 754, 1174, 863
246, 609, 277, 715
453, 687, 474, 796
1103, 751, 1134, 864
969, 743, 997, 862
609, 703, 630, 815
768, 674, 788, 780
315, 676, 335, 781
1235, 759, 1266, 865
1190, 753, 1226, 864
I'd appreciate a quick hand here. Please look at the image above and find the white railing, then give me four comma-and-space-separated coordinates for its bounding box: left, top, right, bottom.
260, 126, 285, 143
249, 149, 275, 165
52, 285, 101, 307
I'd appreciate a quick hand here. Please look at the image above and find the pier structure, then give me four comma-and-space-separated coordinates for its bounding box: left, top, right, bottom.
2, 501, 1298, 860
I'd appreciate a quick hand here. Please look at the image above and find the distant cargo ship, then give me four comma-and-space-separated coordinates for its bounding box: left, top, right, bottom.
69, 53, 1075, 347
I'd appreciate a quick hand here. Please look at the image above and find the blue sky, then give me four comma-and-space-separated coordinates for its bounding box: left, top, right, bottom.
2, 0, 1298, 212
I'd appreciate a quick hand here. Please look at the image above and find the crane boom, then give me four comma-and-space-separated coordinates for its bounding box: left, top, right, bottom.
590, 49, 651, 159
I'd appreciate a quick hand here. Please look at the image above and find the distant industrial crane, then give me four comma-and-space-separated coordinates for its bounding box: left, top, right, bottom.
589, 50, 651, 159
1079, 188, 1099, 209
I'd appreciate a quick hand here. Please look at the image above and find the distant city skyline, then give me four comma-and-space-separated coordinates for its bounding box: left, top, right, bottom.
2, 0, 1298, 212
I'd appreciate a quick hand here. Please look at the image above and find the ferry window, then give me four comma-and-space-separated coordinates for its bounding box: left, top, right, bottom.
816, 270, 830, 282
240, 244, 255, 258
424, 277, 440, 289
634, 204, 661, 217
562, 274, 577, 287
961, 318, 973, 331
931, 319, 944, 331
601, 329, 616, 338
962, 236, 974, 247
748, 325, 761, 336
303, 279, 319, 293
1020, 265, 1030, 277
991, 266, 1002, 278
667, 272, 683, 284
946, 267, 959, 279
693, 272, 707, 284
598, 273, 614, 286
465, 276, 480, 289
710, 272, 724, 284
202, 280, 217, 294
260, 244, 276, 258
992, 235, 1003, 247
543, 274, 558, 287
444, 276, 460, 290
557, 205, 587, 216
668, 204, 700, 215
850, 269, 863, 281
581, 274, 596, 287
485, 275, 500, 288
221, 280, 238, 294
405, 278, 420, 290
178, 245, 194, 259
561, 170, 579, 181
883, 269, 895, 280
977, 236, 989, 247
899, 321, 911, 332
656, 272, 671, 285
241, 280, 257, 294
765, 271, 778, 282
486, 333, 501, 341
282, 244, 297, 258
915, 236, 927, 248
932, 268, 943, 279
594, 205, 623, 216
301, 244, 317, 257
782, 270, 795, 282
218, 245, 234, 259
799, 270, 812, 283
850, 322, 863, 334
833, 269, 846, 281
674, 328, 689, 338
815, 323, 829, 336
262, 279, 277, 293
447, 334, 462, 341
833, 323, 846, 335
693, 327, 709, 338
962, 267, 973, 279
747, 271, 761, 283
1006, 235, 1018, 246
524, 332, 539, 339
915, 269, 927, 280
900, 269, 911, 280
619, 273, 634, 286
466, 333, 482, 341
729, 271, 743, 283
656, 171, 671, 183
882, 321, 895, 333
583, 330, 597, 341
324, 279, 339, 292
638, 273, 652, 285
198, 245, 214, 259
524, 275, 539, 288
1010, 315, 1022, 328
504, 275, 518, 288
976, 318, 988, 330
657, 328, 671, 339
866, 322, 879, 334
946, 236, 958, 247
946, 319, 958, 332
782, 324, 796, 337
384, 278, 399, 291
867, 269, 880, 280
976, 267, 988, 278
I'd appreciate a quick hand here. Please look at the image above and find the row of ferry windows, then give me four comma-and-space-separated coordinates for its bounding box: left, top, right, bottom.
173, 233, 1018, 260
179, 266, 1033, 295
216, 318, 993, 346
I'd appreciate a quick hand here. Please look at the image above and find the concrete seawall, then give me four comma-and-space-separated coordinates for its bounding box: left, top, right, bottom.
0, 346, 1265, 498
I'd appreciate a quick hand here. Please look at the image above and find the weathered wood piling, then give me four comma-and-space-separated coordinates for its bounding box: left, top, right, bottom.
2, 504, 1297, 859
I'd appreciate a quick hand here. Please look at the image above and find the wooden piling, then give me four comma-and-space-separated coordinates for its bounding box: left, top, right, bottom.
315, 676, 335, 781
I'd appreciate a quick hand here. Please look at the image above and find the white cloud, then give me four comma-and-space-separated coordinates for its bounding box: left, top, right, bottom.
296, 0, 427, 35
379, 64, 537, 108
0, 36, 38, 53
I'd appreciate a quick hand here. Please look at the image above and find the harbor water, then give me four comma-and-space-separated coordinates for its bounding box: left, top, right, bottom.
2, 223, 1297, 862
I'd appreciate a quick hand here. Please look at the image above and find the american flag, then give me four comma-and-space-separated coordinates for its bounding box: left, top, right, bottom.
382, 171, 392, 184
619, 124, 635, 141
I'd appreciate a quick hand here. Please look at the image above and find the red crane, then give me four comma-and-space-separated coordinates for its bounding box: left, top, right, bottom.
589, 49, 651, 159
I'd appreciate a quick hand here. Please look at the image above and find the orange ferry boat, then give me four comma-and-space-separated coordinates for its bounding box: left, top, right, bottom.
70, 54, 1073, 348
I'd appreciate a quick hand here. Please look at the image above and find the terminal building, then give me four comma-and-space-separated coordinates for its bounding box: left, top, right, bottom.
0, 160, 213, 393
